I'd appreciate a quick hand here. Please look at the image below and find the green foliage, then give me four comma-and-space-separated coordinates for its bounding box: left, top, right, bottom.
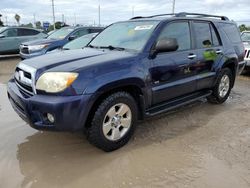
35, 21, 42, 29
239, 24, 250, 32
14, 14, 21, 25
0, 14, 3, 26
20, 23, 33, 28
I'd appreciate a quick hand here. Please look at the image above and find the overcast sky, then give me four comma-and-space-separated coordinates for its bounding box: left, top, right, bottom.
0, 0, 250, 26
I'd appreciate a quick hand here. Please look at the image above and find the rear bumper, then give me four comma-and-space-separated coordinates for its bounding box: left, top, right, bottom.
7, 79, 92, 131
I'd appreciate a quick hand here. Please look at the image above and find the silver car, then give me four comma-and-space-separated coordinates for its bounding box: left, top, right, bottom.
0, 27, 47, 55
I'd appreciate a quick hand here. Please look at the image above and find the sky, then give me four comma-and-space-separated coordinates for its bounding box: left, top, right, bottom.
0, 0, 250, 26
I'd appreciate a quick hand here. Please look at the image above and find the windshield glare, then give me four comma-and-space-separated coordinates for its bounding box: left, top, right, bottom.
48, 28, 74, 39
241, 32, 250, 41
89, 21, 159, 51
0, 27, 7, 34
63, 35, 94, 50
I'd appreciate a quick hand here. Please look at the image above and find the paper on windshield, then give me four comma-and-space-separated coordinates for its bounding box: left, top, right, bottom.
134, 25, 154, 31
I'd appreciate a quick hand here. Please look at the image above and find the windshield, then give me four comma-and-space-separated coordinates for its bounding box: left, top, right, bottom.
241, 32, 250, 41
89, 21, 159, 51
0, 27, 7, 34
63, 34, 95, 50
48, 27, 74, 39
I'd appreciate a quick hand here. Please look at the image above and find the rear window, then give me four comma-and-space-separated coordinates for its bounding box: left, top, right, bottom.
18, 29, 40, 36
221, 23, 242, 43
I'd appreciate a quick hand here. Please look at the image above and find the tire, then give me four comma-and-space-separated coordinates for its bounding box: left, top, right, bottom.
87, 92, 138, 152
207, 68, 233, 104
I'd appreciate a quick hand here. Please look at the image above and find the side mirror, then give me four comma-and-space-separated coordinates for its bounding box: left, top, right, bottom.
0, 34, 5, 39
68, 35, 76, 41
155, 38, 178, 53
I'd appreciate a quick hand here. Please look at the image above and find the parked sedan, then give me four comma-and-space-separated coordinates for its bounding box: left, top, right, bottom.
20, 26, 103, 59
0, 27, 47, 55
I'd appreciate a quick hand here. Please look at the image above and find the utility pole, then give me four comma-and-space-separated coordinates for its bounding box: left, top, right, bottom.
5, 16, 8, 26
51, 0, 56, 30
62, 14, 64, 23
172, 0, 176, 14
74, 13, 76, 26
132, 6, 135, 17
98, 0, 101, 26
33, 13, 36, 28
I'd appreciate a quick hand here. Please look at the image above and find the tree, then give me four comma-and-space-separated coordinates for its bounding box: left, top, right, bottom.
239, 24, 250, 32
35, 21, 42, 29
14, 14, 21, 26
0, 14, 3, 26
20, 23, 33, 28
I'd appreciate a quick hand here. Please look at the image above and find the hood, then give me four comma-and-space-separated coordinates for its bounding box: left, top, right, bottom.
22, 38, 62, 46
21, 48, 137, 74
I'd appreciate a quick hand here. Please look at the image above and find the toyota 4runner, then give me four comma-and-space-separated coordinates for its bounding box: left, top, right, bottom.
7, 13, 246, 151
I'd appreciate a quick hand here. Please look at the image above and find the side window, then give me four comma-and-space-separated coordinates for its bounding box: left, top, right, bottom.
89, 28, 103, 33
158, 22, 191, 51
221, 23, 242, 43
2, 29, 17, 37
193, 22, 212, 48
74, 29, 88, 37
18, 29, 40, 36
210, 24, 220, 46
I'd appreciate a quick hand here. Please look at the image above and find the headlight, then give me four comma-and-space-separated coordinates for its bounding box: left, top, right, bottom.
36, 72, 78, 93
28, 44, 49, 51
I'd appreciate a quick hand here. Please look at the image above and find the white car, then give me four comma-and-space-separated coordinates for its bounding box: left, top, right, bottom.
241, 31, 250, 69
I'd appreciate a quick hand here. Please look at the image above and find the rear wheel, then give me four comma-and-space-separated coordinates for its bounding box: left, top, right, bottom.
87, 92, 137, 152
207, 68, 233, 104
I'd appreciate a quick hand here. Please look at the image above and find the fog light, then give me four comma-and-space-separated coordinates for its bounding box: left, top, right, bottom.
47, 113, 55, 123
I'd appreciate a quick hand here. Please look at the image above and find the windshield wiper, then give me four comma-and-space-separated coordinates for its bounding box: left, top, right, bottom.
99, 45, 125, 51
88, 45, 125, 51
88, 44, 99, 48
62, 47, 70, 50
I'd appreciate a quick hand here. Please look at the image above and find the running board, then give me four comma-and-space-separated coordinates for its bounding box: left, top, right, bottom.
146, 90, 212, 117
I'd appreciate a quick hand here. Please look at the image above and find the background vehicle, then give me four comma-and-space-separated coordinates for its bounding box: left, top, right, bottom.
241, 31, 250, 70
20, 26, 103, 59
49, 33, 97, 53
8, 13, 245, 152
0, 27, 47, 55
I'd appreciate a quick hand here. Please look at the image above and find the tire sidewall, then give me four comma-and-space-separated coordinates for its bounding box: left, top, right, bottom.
214, 68, 233, 103
89, 92, 138, 151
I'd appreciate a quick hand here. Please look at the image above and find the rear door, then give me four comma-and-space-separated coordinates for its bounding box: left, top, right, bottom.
17, 28, 41, 44
150, 21, 198, 105
0, 28, 18, 53
192, 21, 223, 90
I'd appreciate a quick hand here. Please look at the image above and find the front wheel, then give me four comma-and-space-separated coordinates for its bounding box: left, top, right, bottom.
87, 92, 138, 152
207, 68, 233, 104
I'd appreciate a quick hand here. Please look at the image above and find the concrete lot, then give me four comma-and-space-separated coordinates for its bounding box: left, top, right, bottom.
0, 57, 250, 188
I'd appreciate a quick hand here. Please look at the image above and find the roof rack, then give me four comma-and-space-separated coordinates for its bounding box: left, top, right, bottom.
130, 12, 229, 21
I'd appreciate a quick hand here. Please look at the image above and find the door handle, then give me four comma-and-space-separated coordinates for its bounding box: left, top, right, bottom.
216, 49, 222, 54
188, 54, 197, 59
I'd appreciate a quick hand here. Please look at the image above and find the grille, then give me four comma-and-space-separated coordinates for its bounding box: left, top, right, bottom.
15, 67, 34, 96
20, 45, 29, 54
245, 49, 250, 59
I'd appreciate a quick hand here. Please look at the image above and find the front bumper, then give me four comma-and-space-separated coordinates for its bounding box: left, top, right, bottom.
238, 61, 246, 74
19, 49, 47, 59
7, 79, 92, 131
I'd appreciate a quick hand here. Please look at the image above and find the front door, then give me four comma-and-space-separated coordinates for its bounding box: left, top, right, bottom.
150, 21, 197, 105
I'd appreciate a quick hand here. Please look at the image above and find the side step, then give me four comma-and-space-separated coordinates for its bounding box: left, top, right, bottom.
145, 90, 212, 117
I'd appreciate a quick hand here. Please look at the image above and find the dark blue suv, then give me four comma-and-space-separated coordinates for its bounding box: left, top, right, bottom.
8, 13, 246, 151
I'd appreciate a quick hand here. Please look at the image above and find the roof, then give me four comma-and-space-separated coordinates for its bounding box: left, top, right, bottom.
129, 12, 231, 23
